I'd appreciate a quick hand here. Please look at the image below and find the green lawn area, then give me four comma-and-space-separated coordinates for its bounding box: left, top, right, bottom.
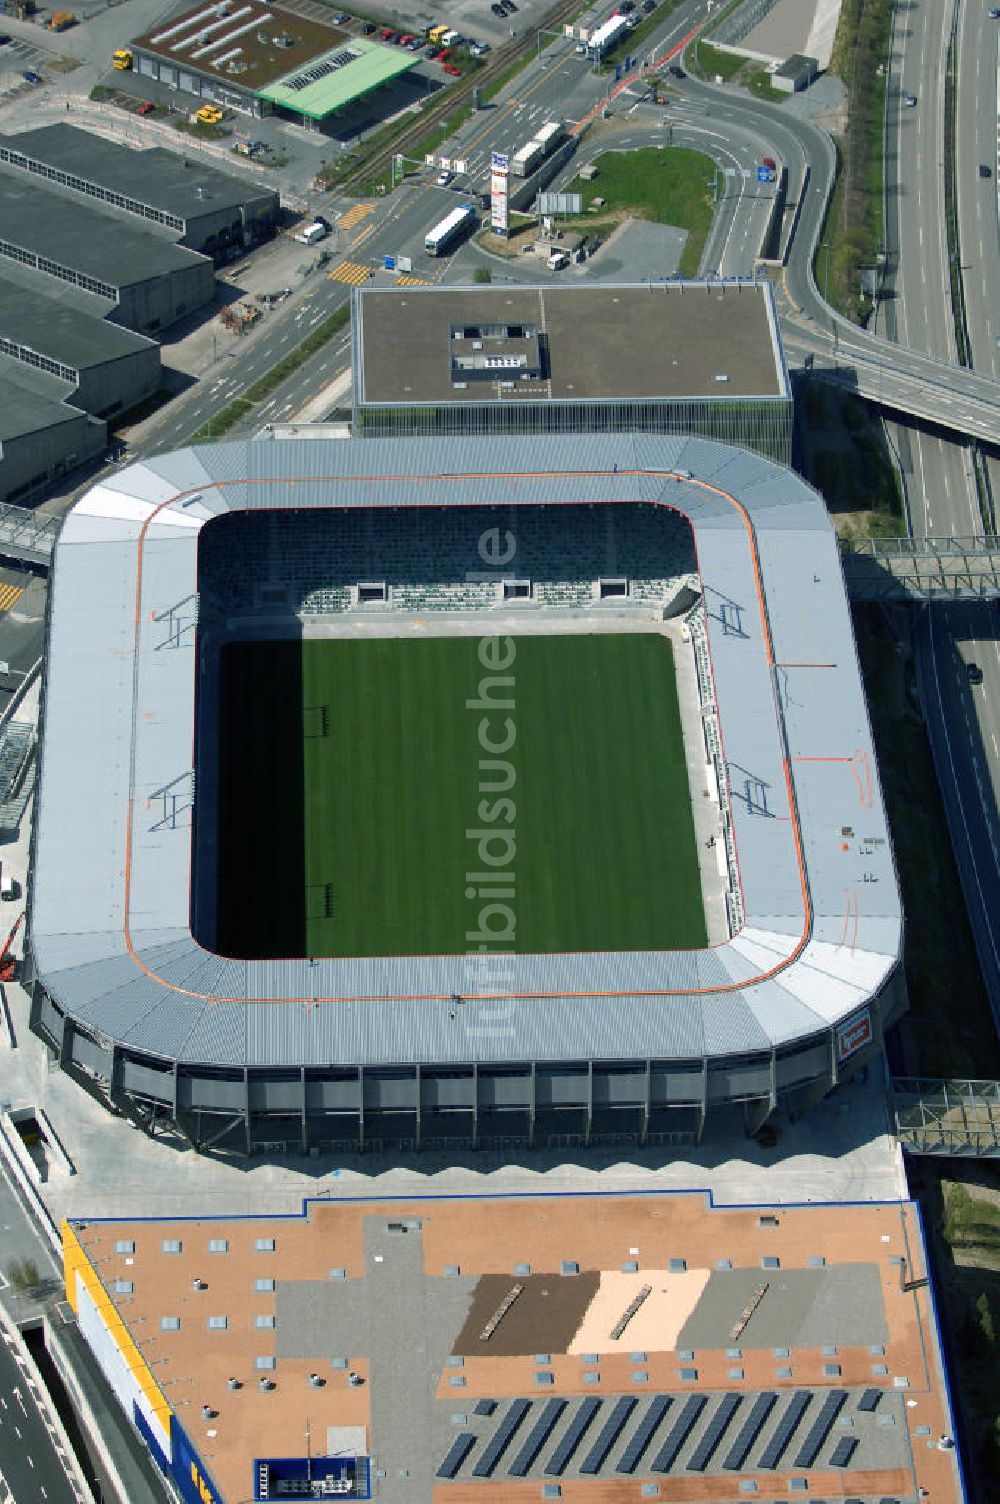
216, 634, 706, 959
565, 147, 716, 276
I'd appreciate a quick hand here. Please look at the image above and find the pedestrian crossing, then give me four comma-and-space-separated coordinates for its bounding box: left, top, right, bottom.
338, 203, 374, 231
327, 260, 371, 285
0, 584, 23, 614
395, 274, 431, 287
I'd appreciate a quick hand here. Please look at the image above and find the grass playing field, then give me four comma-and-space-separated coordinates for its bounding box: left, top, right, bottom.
215, 633, 707, 959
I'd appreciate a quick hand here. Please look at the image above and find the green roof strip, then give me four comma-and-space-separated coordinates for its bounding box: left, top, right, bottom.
258, 39, 417, 119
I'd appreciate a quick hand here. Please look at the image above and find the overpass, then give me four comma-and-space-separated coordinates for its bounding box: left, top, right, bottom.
840, 534, 1000, 601
0, 504, 58, 569
891, 1077, 1000, 1157
780, 323, 1000, 447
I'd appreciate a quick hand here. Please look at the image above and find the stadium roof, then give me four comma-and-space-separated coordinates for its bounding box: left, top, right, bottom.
31, 434, 900, 1072
258, 38, 417, 118
0, 126, 278, 228
0, 170, 211, 287
355, 282, 789, 405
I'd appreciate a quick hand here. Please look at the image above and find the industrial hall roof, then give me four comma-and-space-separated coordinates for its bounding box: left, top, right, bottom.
31, 434, 901, 1072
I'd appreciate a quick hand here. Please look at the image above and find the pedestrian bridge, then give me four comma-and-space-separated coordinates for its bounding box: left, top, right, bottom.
841, 534, 1000, 601
891, 1077, 1000, 1157
0, 504, 58, 569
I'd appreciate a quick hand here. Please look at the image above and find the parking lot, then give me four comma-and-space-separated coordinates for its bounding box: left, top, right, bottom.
0, 33, 55, 100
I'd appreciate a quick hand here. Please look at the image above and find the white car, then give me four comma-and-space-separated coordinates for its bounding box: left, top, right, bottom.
436, 170, 454, 187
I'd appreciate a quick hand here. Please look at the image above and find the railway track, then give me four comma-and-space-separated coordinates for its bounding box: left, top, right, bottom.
336, 0, 583, 194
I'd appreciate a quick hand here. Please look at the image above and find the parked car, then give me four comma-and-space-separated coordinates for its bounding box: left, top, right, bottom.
333, 11, 351, 20
980, 163, 992, 177
990, 7, 1000, 17
903, 92, 917, 106
22, 70, 43, 84
641, 0, 656, 12
620, 1, 634, 12
137, 100, 155, 115
361, 21, 376, 33
0, 33, 11, 44
967, 662, 984, 686
444, 62, 462, 73
436, 169, 453, 186
763, 156, 776, 171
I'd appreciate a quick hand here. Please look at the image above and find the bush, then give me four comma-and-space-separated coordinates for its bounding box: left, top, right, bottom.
473, 266, 492, 284
977, 1292, 996, 1348
7, 1257, 41, 1294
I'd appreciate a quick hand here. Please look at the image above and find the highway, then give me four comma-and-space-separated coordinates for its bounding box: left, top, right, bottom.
0, 1319, 87, 1504
880, 0, 1000, 1022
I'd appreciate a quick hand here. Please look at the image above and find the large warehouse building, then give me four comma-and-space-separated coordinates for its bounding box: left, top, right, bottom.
28, 432, 903, 1156
0, 126, 280, 261
351, 280, 793, 462
131, 0, 417, 125
0, 122, 278, 500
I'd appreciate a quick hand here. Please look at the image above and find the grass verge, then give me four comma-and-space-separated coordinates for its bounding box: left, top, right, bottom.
566, 145, 715, 275
816, 0, 892, 323
190, 304, 350, 442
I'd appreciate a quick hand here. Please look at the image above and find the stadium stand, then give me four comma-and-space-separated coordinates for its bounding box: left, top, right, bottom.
197, 504, 697, 620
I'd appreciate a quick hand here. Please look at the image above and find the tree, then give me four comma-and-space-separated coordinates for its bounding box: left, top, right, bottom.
976, 1291, 995, 1349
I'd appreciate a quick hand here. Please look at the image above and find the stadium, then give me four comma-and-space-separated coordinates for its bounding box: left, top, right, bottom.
27, 433, 904, 1157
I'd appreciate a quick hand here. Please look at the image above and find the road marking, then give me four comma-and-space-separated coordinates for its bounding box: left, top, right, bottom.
327, 260, 370, 285
395, 274, 430, 286
337, 202, 373, 231
0, 584, 23, 614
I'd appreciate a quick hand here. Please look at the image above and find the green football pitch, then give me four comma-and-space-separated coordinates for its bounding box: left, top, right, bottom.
215, 634, 707, 959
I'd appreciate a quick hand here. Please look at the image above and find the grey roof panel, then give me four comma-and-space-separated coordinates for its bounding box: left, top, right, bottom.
31, 434, 901, 1072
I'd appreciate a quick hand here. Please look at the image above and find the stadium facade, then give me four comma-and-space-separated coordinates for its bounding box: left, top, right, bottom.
351, 282, 793, 464
27, 434, 904, 1157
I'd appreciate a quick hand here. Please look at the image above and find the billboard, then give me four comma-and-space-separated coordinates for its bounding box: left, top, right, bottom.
836, 1009, 873, 1063
490, 150, 509, 234
537, 192, 582, 215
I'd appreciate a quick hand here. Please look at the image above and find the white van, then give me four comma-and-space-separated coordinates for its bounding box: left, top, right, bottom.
547, 249, 569, 270
1, 866, 18, 902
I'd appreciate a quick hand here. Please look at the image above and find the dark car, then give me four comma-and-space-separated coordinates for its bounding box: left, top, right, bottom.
641, 0, 655, 11
22, 70, 43, 85
967, 662, 984, 686
361, 21, 376, 33
620, 1, 635, 11
980, 163, 992, 177
0, 33, 10, 44
668, 63, 685, 78
491, 3, 504, 13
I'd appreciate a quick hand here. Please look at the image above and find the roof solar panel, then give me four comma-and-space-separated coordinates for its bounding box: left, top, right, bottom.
758, 1390, 812, 1469
857, 1387, 882, 1412
616, 1396, 673, 1474
829, 1435, 858, 1468
579, 1396, 637, 1474
687, 1393, 743, 1471
472, 1398, 532, 1477
437, 1433, 476, 1479
793, 1390, 848, 1469
544, 1398, 602, 1475
722, 1390, 778, 1470
508, 1399, 567, 1476
650, 1395, 707, 1473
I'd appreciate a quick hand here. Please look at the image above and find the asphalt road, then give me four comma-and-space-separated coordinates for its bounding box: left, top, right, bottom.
0, 1323, 84, 1504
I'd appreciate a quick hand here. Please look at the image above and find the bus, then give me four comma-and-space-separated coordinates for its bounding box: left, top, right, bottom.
425, 202, 475, 256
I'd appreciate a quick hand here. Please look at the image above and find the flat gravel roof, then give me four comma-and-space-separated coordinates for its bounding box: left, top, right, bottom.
356, 282, 788, 405
31, 433, 900, 1073
135, 0, 363, 94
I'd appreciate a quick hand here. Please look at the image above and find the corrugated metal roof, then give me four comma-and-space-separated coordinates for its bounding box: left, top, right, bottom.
31, 434, 901, 1072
